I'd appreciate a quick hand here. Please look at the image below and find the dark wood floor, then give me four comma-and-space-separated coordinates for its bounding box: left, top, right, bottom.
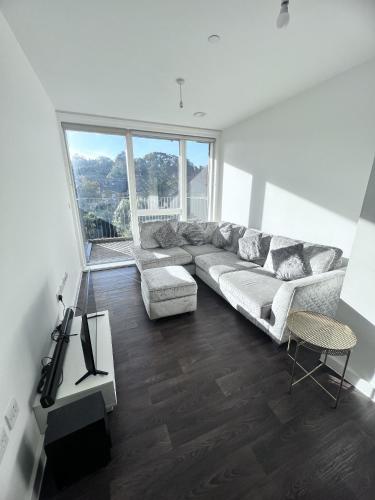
40, 266, 375, 500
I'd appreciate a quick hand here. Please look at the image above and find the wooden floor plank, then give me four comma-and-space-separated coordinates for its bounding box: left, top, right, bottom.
40, 266, 375, 500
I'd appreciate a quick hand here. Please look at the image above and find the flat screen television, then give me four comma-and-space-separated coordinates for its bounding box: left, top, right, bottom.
75, 271, 108, 385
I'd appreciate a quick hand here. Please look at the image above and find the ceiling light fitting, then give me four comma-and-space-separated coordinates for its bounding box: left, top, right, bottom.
193, 112, 206, 118
208, 34, 221, 44
277, 0, 290, 29
176, 78, 185, 109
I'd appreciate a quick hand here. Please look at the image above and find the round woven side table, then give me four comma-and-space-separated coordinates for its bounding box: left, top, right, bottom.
286, 311, 357, 408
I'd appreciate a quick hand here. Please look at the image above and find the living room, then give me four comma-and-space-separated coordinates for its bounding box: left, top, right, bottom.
1, 1, 375, 499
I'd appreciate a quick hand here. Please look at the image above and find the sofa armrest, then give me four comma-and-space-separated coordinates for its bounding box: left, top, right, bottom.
269, 269, 346, 343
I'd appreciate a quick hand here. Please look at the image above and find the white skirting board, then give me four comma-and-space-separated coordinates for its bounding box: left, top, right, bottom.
325, 356, 375, 402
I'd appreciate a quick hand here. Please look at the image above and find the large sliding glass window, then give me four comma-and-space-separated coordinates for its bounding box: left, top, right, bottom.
64, 124, 215, 267
186, 140, 210, 222
65, 130, 133, 265
133, 136, 181, 224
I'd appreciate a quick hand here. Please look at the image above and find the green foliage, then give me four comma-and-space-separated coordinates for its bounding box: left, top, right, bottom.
113, 198, 132, 239
72, 151, 206, 240
82, 212, 101, 239
78, 177, 100, 198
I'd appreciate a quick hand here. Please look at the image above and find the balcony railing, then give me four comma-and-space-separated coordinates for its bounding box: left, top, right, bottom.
77, 196, 131, 242
137, 196, 180, 210
77, 195, 209, 242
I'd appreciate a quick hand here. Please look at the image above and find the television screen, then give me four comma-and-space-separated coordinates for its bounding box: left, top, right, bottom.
80, 313, 96, 374
76, 271, 107, 385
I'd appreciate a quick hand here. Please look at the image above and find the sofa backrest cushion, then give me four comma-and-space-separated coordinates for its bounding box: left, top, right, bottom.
153, 222, 181, 248
140, 221, 177, 249
238, 233, 262, 262
140, 220, 218, 249
224, 223, 247, 253
264, 235, 343, 275
303, 243, 343, 274
204, 222, 218, 244
241, 228, 272, 265
212, 222, 233, 248
182, 223, 206, 245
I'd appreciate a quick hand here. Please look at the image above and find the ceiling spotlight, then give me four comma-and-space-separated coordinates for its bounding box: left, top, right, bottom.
277, 0, 290, 29
193, 112, 206, 118
208, 34, 221, 44
176, 78, 185, 109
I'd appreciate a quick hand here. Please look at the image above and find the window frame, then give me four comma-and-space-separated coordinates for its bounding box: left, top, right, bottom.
59, 115, 219, 267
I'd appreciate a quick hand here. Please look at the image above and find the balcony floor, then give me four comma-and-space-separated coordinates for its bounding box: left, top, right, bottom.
89, 239, 134, 265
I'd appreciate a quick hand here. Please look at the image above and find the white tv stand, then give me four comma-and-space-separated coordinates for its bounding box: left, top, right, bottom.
33, 310, 117, 434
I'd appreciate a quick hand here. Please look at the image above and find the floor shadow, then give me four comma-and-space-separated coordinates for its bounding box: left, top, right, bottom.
336, 299, 375, 382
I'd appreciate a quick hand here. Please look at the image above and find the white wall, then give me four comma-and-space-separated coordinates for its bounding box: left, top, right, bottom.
329, 159, 375, 400
219, 59, 375, 256
0, 12, 81, 500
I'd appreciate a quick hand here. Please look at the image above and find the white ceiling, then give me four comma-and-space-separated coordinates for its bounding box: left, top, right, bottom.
1, 0, 375, 130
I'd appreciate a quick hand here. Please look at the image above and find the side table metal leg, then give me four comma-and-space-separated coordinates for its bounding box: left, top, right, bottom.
333, 351, 351, 409
289, 341, 300, 394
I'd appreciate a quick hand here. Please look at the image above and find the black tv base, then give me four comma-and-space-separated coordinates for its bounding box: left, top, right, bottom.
75, 369, 109, 386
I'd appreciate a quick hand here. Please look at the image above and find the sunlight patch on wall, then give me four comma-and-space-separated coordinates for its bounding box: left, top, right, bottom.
262, 183, 357, 256
221, 163, 252, 225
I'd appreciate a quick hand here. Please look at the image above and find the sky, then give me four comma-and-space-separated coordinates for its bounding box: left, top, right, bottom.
66, 131, 209, 167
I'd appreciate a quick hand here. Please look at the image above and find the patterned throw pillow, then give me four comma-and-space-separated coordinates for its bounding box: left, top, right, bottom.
153, 222, 180, 248
176, 222, 190, 246
203, 222, 218, 244
238, 233, 262, 262
212, 223, 233, 248
271, 243, 308, 281
224, 224, 246, 253
303, 244, 343, 274
140, 221, 171, 249
182, 223, 206, 246
264, 235, 299, 273
243, 228, 271, 263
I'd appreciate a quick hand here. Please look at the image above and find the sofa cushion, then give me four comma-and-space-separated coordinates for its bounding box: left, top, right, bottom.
176, 222, 218, 246
182, 244, 224, 260
238, 233, 262, 262
182, 223, 206, 245
212, 222, 233, 248
303, 243, 343, 274
271, 243, 309, 281
133, 246, 192, 271
204, 222, 219, 243
219, 268, 283, 320
195, 251, 259, 282
224, 224, 246, 253
264, 236, 299, 273
139, 220, 178, 249
243, 228, 272, 265
264, 235, 343, 275
153, 222, 180, 248
141, 266, 197, 302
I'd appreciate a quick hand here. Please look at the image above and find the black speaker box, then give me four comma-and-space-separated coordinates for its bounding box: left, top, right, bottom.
44, 392, 111, 489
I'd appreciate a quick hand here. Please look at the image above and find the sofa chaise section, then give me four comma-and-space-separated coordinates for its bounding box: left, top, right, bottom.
133, 246, 193, 272
217, 266, 346, 344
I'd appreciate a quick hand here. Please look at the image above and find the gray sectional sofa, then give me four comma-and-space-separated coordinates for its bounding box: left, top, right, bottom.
133, 221, 346, 344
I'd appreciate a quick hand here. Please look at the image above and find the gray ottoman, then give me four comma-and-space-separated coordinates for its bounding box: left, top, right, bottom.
141, 266, 198, 320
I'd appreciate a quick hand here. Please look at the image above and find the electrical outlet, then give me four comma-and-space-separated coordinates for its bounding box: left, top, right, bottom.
5, 398, 19, 431
0, 427, 9, 464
